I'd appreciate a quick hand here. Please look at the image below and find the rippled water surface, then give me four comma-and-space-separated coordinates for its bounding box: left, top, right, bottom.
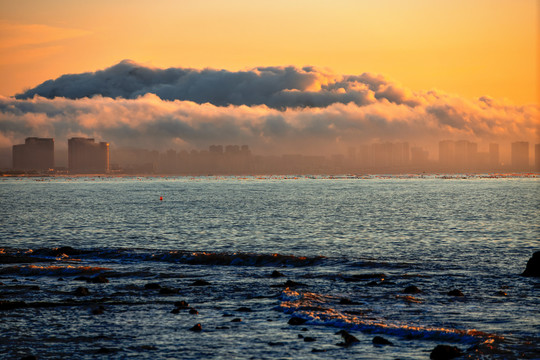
1, 176, 538, 359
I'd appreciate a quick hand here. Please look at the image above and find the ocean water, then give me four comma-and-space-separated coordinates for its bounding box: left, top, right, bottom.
0, 175, 538, 359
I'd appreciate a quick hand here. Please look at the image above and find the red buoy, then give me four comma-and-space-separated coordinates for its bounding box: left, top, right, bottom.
160, 196, 163, 201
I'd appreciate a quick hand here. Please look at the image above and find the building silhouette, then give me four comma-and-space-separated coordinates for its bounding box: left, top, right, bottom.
535, 144, 540, 171
511, 141, 529, 170
68, 137, 109, 173
12, 137, 54, 171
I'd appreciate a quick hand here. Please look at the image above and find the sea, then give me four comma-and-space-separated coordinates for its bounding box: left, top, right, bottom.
0, 175, 538, 359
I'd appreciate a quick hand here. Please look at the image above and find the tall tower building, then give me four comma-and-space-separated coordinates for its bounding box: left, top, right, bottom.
511, 141, 529, 170
535, 144, 540, 171
68, 137, 109, 173
489, 143, 499, 168
12, 137, 54, 171
439, 140, 455, 169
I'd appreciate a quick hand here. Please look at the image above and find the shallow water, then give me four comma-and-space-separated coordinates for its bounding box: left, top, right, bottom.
1, 175, 538, 359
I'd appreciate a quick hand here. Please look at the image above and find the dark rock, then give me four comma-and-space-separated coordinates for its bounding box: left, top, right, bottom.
311, 349, 326, 353
271, 279, 306, 288
53, 246, 82, 256
74, 276, 91, 282
447, 289, 464, 297
235, 307, 252, 312
430, 345, 462, 359
298, 334, 304, 339
88, 275, 109, 284
20, 356, 38, 360
495, 291, 507, 296
222, 313, 234, 317
404, 285, 422, 294
268, 341, 285, 346
174, 300, 189, 308
372, 336, 393, 345
144, 283, 161, 290
171, 308, 180, 314
231, 318, 242, 322
288, 317, 307, 325
92, 306, 105, 315
74, 287, 90, 296
270, 270, 285, 278
301, 327, 308, 331
189, 323, 202, 332
96, 347, 119, 354
140, 345, 157, 350
336, 330, 359, 347
159, 287, 178, 295
521, 251, 540, 277
190, 279, 211, 286
58, 278, 64, 281
304, 337, 316, 342
189, 308, 198, 314
339, 298, 360, 305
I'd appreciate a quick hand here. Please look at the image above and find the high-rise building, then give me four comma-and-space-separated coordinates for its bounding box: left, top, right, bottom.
12, 137, 54, 171
439, 140, 455, 168
511, 141, 529, 170
489, 143, 499, 168
535, 144, 540, 171
68, 137, 109, 173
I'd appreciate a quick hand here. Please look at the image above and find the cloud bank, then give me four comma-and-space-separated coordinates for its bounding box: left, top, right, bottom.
2, 60, 538, 154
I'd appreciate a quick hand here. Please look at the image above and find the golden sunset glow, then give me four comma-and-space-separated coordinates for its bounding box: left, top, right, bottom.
0, 0, 537, 104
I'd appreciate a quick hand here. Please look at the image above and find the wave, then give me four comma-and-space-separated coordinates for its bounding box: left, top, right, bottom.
1, 247, 326, 268
0, 264, 111, 276
276, 288, 503, 344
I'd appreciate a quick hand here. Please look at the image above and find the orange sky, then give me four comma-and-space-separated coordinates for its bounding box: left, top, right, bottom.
0, 0, 538, 105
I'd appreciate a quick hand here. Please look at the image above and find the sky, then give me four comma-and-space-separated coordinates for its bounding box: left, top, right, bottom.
0, 0, 538, 159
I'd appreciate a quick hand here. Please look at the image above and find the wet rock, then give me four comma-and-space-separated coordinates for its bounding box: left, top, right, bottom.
404, 285, 422, 294
268, 341, 285, 346
189, 308, 198, 314
189, 323, 202, 332
495, 291, 507, 296
372, 336, 393, 345
0, 300, 27, 311
521, 251, 540, 277
447, 289, 464, 297
57, 278, 64, 281
222, 313, 234, 317
144, 283, 161, 290
74, 287, 90, 296
430, 345, 462, 359
159, 287, 178, 295
174, 300, 189, 308
53, 246, 83, 256
298, 334, 304, 339
304, 336, 316, 342
171, 308, 180, 314
190, 279, 211, 286
288, 317, 307, 325
74, 276, 91, 282
301, 327, 308, 331
20, 356, 37, 360
231, 318, 242, 322
336, 330, 359, 347
270, 270, 285, 278
235, 307, 252, 312
88, 275, 109, 284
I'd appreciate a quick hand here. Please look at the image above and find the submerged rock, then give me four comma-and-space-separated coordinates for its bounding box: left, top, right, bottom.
304, 337, 316, 342
288, 317, 307, 325
430, 344, 462, 359
271, 280, 307, 288
20, 356, 38, 360
231, 318, 242, 322
372, 336, 393, 346
174, 300, 189, 308
447, 289, 464, 297
189, 308, 198, 315
189, 323, 202, 332
74, 287, 90, 296
144, 283, 161, 290
92, 305, 105, 315
159, 287, 178, 295
88, 275, 109, 284
521, 251, 540, 277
